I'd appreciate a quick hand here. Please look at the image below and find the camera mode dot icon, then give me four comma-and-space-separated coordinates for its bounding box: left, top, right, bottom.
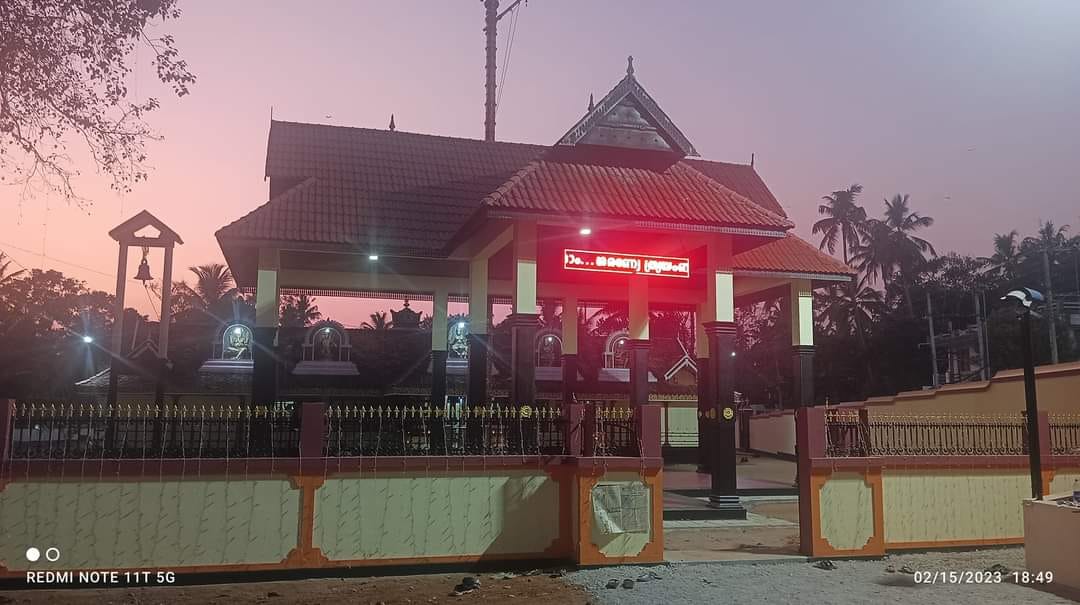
25, 547, 40, 562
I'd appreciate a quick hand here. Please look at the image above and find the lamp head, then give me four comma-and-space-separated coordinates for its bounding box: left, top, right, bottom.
1000, 287, 1044, 309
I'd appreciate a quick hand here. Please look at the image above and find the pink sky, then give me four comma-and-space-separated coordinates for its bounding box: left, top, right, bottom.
3, 1, 1079, 324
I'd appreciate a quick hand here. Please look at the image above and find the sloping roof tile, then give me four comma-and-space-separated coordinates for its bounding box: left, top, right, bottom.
733, 233, 854, 277
483, 160, 791, 229
218, 121, 794, 255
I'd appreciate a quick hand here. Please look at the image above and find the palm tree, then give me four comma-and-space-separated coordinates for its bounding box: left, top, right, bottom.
280, 294, 321, 327
812, 184, 866, 264
361, 311, 392, 331
850, 219, 897, 289
815, 282, 884, 339
180, 263, 237, 310
0, 252, 25, 286
1023, 220, 1070, 363
855, 194, 935, 316
982, 230, 1021, 283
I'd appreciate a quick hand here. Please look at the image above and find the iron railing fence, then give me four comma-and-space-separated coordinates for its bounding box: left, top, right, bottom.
322, 403, 567, 457
824, 411, 1029, 457
1050, 414, 1080, 455
593, 405, 638, 457
8, 402, 299, 459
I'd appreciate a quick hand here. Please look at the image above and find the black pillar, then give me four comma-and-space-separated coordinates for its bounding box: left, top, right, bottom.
792, 345, 815, 408
252, 326, 278, 405
627, 339, 650, 407
467, 333, 490, 406
561, 353, 578, 405
507, 313, 538, 405
431, 350, 448, 407
696, 355, 712, 472
430, 349, 448, 454
704, 320, 746, 518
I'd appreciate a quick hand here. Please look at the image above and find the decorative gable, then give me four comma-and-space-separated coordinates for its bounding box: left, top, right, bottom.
557, 56, 698, 157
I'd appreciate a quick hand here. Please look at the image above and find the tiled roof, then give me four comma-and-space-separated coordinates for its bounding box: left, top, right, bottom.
733, 233, 855, 277
683, 159, 787, 218
483, 160, 792, 230
218, 121, 793, 254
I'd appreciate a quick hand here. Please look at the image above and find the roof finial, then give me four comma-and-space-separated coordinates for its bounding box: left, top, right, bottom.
626, 55, 635, 76
588, 93, 595, 112
388, 113, 396, 131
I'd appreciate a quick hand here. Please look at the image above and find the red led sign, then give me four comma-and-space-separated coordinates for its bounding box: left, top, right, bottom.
563, 249, 691, 279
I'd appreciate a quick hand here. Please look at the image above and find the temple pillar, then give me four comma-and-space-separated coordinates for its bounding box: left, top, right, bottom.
431, 288, 449, 409
561, 294, 578, 405
252, 248, 280, 407
467, 258, 490, 407
695, 303, 712, 471
703, 248, 745, 517
509, 220, 538, 406
790, 279, 815, 407
628, 275, 650, 407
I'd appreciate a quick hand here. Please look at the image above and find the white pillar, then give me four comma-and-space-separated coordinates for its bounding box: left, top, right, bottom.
432, 288, 449, 351
790, 279, 814, 347
629, 275, 650, 340
158, 246, 174, 358
512, 220, 537, 314
469, 258, 489, 334
255, 248, 280, 328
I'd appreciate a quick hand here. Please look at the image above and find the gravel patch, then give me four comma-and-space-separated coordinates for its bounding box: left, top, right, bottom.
566, 548, 1073, 605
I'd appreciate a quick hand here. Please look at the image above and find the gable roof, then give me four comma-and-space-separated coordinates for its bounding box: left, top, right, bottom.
109, 210, 183, 245
483, 159, 792, 230
556, 57, 698, 157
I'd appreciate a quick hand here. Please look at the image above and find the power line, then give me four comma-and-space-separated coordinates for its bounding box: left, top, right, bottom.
495, 2, 520, 112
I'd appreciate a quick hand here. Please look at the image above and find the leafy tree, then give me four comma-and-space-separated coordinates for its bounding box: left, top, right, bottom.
0, 268, 115, 396
0, 0, 195, 202
812, 184, 866, 264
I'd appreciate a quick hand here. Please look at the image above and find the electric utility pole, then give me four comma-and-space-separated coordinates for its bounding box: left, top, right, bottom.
483, 0, 527, 141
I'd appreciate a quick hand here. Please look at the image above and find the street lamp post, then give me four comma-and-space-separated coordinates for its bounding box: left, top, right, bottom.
1002, 287, 1045, 500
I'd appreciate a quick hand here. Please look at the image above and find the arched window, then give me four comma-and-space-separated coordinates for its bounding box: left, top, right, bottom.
536, 331, 563, 367
604, 331, 631, 369
221, 324, 252, 360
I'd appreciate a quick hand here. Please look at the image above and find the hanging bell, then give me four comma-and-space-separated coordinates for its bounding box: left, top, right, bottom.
134, 257, 154, 282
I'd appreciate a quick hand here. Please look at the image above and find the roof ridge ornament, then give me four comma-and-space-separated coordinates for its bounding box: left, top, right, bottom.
389, 114, 396, 131
626, 55, 634, 77
588, 93, 594, 112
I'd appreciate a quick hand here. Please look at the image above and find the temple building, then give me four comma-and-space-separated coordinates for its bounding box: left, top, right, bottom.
214, 59, 853, 506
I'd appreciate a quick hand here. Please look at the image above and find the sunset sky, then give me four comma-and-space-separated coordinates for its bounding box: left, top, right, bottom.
2, 1, 1079, 325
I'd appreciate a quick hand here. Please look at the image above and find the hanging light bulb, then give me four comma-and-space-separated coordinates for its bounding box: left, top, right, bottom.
134, 247, 153, 282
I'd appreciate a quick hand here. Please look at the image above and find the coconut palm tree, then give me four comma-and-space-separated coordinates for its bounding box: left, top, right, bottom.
815, 282, 885, 339
280, 294, 322, 327
179, 263, 237, 310
854, 194, 935, 316
361, 311, 392, 331
812, 184, 866, 264
982, 230, 1022, 283
1023, 220, 1070, 363
0, 252, 25, 286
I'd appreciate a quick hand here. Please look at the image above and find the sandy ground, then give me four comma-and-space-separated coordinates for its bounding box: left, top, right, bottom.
567, 548, 1076, 605
664, 499, 801, 562
0, 572, 590, 605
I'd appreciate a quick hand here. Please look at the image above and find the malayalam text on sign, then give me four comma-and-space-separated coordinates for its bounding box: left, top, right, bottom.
563, 249, 690, 279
